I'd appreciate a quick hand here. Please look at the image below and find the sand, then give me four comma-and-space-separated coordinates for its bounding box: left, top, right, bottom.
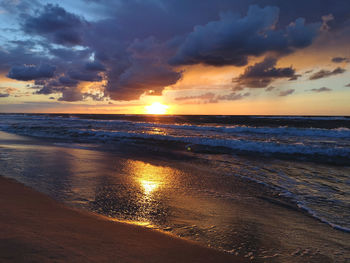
0, 176, 245, 263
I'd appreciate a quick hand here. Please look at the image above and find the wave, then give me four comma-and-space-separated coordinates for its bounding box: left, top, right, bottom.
135, 122, 350, 139
3, 115, 350, 139
2, 124, 349, 159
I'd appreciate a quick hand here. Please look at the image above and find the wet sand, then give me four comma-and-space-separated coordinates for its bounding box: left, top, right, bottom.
0, 176, 244, 263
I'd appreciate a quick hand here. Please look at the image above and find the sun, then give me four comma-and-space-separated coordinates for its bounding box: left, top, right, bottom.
145, 102, 169, 114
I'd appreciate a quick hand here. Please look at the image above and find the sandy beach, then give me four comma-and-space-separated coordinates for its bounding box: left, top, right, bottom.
0, 176, 245, 262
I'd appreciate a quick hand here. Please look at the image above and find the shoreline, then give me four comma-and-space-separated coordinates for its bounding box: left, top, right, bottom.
0, 176, 244, 262
1, 131, 349, 262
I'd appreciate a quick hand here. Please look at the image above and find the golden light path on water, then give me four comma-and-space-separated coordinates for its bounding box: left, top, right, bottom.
118, 160, 178, 226
125, 160, 174, 195
139, 179, 159, 195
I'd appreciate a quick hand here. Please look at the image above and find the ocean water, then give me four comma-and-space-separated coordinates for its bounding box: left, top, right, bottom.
0, 113, 349, 260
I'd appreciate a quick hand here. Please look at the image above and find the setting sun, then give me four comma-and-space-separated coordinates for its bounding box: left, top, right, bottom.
145, 102, 169, 114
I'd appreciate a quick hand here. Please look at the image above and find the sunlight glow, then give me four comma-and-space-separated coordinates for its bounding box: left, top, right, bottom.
139, 180, 159, 195
145, 102, 169, 114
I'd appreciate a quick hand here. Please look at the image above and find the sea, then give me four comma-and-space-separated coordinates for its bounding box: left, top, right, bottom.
0, 113, 349, 261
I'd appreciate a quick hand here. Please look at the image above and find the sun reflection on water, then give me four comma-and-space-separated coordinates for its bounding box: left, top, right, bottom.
123, 160, 176, 196
139, 179, 159, 194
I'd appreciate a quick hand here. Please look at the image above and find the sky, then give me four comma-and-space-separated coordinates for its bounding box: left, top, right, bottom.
0, 0, 349, 115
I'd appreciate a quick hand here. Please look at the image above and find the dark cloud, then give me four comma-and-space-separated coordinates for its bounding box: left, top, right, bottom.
217, 92, 251, 101
2, 0, 350, 103
83, 93, 106, 101
58, 76, 79, 87
345, 83, 350, 87
253, 0, 350, 31
0, 93, 10, 98
85, 61, 106, 71
7, 64, 56, 81
311, 87, 332, 92
279, 89, 294, 96
175, 92, 216, 101
68, 70, 103, 82
331, 57, 349, 63
107, 60, 182, 101
175, 91, 250, 103
22, 4, 87, 45
170, 5, 320, 66
309, 67, 346, 80
58, 87, 84, 101
49, 47, 91, 61
233, 57, 297, 89
288, 74, 301, 81
265, 86, 276, 91
304, 69, 313, 74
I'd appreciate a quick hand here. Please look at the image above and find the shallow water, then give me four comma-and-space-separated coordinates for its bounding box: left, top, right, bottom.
0, 133, 350, 262
1, 113, 349, 232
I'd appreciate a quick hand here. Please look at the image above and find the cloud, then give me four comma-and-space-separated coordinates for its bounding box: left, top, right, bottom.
85, 61, 106, 71
2, 1, 348, 104
170, 5, 320, 66
175, 92, 216, 101
106, 60, 182, 101
279, 89, 295, 96
68, 70, 103, 82
311, 87, 332, 92
309, 67, 346, 80
0, 93, 10, 98
265, 86, 276, 91
7, 64, 56, 81
58, 76, 79, 87
233, 57, 297, 88
0, 87, 18, 94
58, 87, 84, 101
22, 4, 87, 45
321, 14, 334, 31
345, 83, 350, 87
175, 91, 250, 103
217, 92, 250, 101
331, 57, 349, 63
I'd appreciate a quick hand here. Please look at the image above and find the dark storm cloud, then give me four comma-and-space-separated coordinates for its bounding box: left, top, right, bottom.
58, 76, 79, 87
58, 87, 84, 101
279, 89, 295, 96
170, 5, 320, 66
0, 46, 50, 74
331, 57, 349, 63
49, 47, 91, 61
309, 67, 346, 80
106, 60, 182, 101
22, 4, 87, 45
85, 61, 106, 71
251, 0, 350, 31
3, 0, 350, 102
233, 57, 297, 89
7, 64, 56, 81
311, 87, 332, 92
68, 70, 103, 82
0, 93, 10, 98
